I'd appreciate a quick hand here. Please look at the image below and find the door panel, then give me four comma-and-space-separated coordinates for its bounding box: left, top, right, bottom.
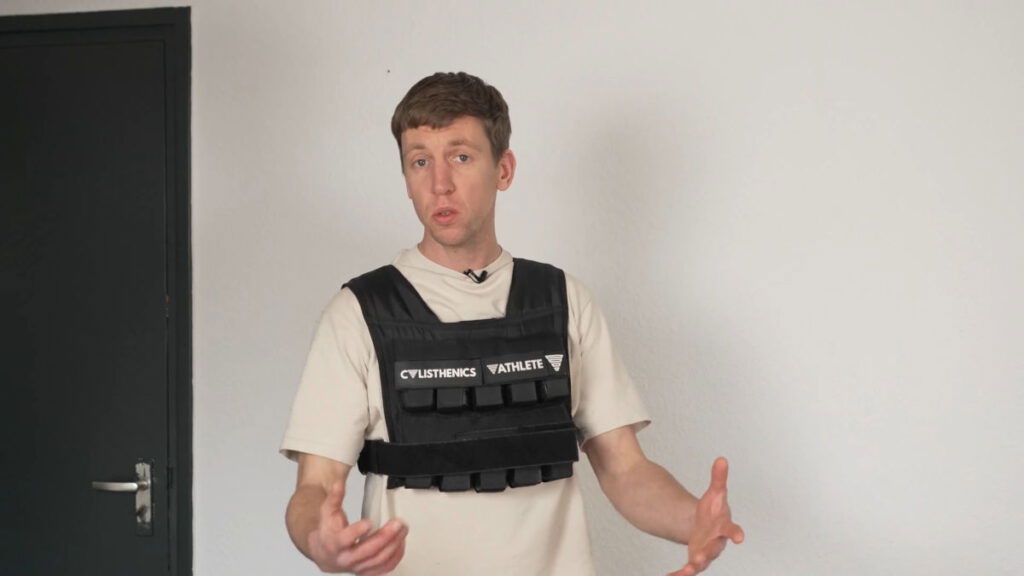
0, 9, 190, 575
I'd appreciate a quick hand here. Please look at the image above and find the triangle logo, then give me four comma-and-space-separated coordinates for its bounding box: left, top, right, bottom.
486, 364, 499, 375
545, 354, 564, 372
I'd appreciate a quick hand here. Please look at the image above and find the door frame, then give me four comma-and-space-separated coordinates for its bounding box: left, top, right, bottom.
0, 7, 193, 575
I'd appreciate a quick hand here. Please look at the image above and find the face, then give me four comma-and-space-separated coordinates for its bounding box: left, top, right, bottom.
401, 116, 515, 257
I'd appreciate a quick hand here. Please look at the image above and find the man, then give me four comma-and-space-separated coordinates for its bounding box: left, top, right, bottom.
282, 72, 744, 575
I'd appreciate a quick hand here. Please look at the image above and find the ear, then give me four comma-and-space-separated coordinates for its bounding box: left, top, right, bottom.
496, 149, 516, 191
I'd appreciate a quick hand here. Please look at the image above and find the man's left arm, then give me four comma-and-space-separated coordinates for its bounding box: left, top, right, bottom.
583, 426, 745, 576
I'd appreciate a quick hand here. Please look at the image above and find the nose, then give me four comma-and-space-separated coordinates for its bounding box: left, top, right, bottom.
431, 160, 454, 195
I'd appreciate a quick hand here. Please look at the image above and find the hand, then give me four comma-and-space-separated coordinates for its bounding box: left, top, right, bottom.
669, 457, 745, 576
307, 479, 408, 575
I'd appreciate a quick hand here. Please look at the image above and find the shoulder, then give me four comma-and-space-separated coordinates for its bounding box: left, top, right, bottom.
563, 271, 595, 312
309, 287, 376, 370
319, 286, 370, 335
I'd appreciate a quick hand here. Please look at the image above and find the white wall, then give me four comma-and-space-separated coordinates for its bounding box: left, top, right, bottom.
4, 1, 1022, 574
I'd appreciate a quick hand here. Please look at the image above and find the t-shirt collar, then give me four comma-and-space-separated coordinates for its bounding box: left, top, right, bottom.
394, 246, 514, 280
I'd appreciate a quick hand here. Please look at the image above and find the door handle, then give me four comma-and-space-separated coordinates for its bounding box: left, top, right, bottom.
91, 480, 150, 492
90, 461, 153, 536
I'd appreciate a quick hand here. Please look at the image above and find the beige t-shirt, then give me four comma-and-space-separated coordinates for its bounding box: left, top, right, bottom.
281, 248, 650, 576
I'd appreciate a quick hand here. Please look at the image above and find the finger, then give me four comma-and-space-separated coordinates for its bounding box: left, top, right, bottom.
334, 517, 374, 549
698, 538, 726, 562
362, 531, 407, 576
340, 519, 405, 565
349, 523, 408, 574
667, 564, 696, 576
344, 519, 406, 566
709, 520, 744, 543
728, 522, 746, 544
709, 457, 729, 492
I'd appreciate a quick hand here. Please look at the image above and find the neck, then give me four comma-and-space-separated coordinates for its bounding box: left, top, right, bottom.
417, 240, 502, 272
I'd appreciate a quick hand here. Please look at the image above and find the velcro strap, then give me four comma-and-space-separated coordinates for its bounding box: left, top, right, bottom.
358, 427, 579, 477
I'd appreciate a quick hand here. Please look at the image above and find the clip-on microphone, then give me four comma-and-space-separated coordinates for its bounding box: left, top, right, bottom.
463, 269, 489, 284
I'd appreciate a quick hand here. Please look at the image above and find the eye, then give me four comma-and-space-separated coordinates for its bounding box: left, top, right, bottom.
412, 159, 427, 168
454, 154, 470, 163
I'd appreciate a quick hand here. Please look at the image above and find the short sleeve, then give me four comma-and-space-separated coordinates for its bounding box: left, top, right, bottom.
279, 288, 373, 466
566, 275, 651, 444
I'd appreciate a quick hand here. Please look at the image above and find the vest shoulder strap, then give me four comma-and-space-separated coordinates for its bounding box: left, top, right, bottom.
343, 265, 439, 324
507, 257, 567, 316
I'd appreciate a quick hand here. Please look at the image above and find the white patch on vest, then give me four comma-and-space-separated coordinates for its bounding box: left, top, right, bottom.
399, 367, 477, 380
545, 354, 564, 372
486, 358, 545, 375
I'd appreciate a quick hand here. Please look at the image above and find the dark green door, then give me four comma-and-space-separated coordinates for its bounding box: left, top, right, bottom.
0, 8, 191, 575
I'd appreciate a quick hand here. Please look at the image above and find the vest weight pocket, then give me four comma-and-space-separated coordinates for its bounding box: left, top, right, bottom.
473, 469, 508, 492
400, 378, 567, 413
439, 474, 472, 492
471, 385, 504, 409
504, 381, 538, 405
387, 463, 575, 493
509, 466, 542, 487
436, 388, 468, 412
539, 377, 570, 401
404, 475, 433, 489
400, 389, 435, 411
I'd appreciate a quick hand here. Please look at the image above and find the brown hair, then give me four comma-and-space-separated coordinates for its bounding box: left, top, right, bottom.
391, 72, 511, 165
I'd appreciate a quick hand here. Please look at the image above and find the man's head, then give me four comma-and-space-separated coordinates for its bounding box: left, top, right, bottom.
391, 72, 511, 166
392, 72, 516, 267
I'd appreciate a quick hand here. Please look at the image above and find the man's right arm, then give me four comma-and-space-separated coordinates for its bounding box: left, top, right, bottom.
286, 453, 408, 575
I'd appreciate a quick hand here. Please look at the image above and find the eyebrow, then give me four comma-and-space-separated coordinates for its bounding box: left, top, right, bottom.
447, 139, 483, 151
402, 139, 483, 159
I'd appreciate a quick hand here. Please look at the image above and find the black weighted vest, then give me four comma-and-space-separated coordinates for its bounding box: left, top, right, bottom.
345, 258, 579, 492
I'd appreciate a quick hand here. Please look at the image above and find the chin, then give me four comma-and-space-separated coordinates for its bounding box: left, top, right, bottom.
427, 230, 467, 249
